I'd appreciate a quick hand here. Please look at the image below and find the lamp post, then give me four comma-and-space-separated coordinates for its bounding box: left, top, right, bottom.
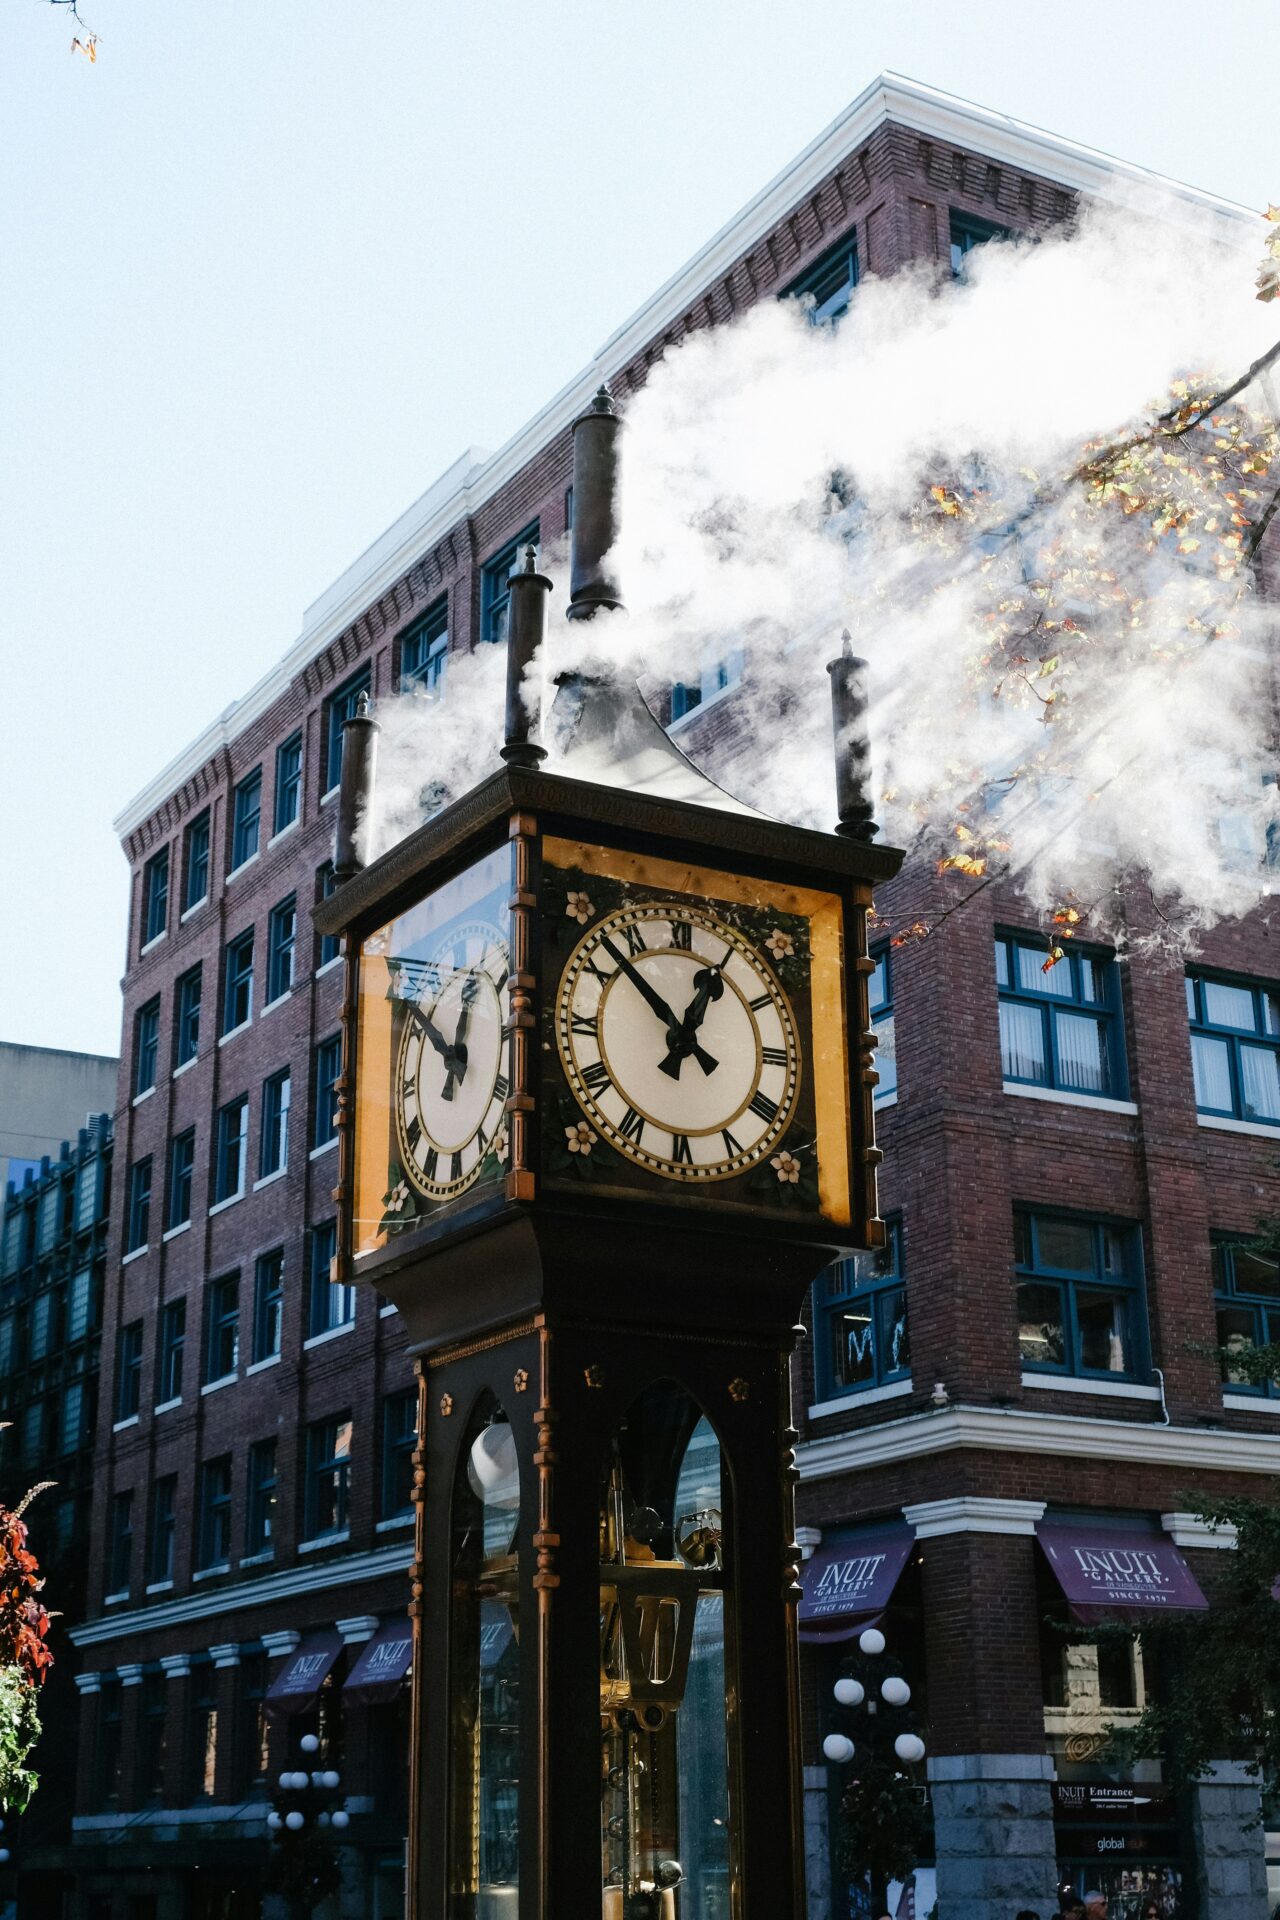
266, 1731, 349, 1920
823, 1627, 929, 1917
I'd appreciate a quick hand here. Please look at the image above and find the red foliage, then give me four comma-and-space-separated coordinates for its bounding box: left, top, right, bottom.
0, 1507, 52, 1687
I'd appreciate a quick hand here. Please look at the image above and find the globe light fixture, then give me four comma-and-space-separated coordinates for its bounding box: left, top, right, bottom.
833, 1677, 865, 1707
0, 1849, 10, 1865
285, 1810, 306, 1832
322, 1768, 341, 1790
894, 1733, 926, 1764
822, 1733, 856, 1764
857, 1627, 886, 1656
467, 1417, 520, 1509
267, 1812, 283, 1832
880, 1676, 911, 1707
331, 1808, 351, 1830
299, 1733, 321, 1755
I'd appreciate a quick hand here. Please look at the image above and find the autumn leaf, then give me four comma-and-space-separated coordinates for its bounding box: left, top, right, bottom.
1042, 945, 1066, 973
937, 853, 986, 878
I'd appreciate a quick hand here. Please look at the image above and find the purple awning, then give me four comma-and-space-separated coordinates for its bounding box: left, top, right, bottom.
265, 1631, 345, 1716
798, 1525, 914, 1643
344, 1619, 414, 1707
1038, 1523, 1209, 1620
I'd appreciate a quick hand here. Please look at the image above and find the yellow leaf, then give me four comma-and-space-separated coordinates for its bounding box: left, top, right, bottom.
1042, 946, 1065, 973
937, 854, 987, 878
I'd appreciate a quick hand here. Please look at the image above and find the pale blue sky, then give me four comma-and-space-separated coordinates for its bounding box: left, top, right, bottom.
3, 0, 1278, 1057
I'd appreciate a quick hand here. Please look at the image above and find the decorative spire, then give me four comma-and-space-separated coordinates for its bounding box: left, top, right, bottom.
826, 630, 879, 842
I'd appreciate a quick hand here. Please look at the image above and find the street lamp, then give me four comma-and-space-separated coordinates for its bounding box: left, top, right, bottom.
266, 1732, 350, 1918
823, 1626, 930, 1913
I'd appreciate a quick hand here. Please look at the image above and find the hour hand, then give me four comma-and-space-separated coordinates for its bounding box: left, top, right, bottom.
659, 966, 722, 1079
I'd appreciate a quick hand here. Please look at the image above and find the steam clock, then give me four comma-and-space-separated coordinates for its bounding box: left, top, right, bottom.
315, 389, 901, 1920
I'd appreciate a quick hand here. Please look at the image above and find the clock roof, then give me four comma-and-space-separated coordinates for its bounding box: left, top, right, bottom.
547, 672, 763, 819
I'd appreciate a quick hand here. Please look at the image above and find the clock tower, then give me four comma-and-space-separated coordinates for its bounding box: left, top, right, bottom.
316, 388, 901, 1920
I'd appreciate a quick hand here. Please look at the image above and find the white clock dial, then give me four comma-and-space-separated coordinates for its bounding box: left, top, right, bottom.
395, 920, 510, 1201
556, 902, 801, 1183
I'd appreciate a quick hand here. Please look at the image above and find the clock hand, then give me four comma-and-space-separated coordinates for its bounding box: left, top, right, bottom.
441, 976, 480, 1103
658, 964, 724, 1079
598, 936, 684, 1032
409, 1004, 453, 1063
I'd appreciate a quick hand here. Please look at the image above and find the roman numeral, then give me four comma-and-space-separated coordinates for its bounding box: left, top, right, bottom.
494, 1073, 510, 1100
618, 1107, 644, 1144
570, 1013, 597, 1035
749, 993, 771, 1012
671, 920, 693, 950
761, 1046, 788, 1067
406, 1115, 421, 1152
721, 1128, 743, 1158
748, 1090, 779, 1124
476, 1127, 490, 1160
585, 958, 612, 984
671, 1133, 693, 1164
423, 1148, 438, 1181
582, 1060, 611, 1092
450, 1151, 464, 1183
622, 923, 647, 957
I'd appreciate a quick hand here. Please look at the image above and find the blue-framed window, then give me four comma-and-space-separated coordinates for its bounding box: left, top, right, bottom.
1213, 1237, 1280, 1396
197, 1456, 232, 1570
308, 1219, 353, 1336
204, 1272, 239, 1382
316, 863, 340, 968
814, 1220, 908, 1398
223, 930, 254, 1034
1186, 973, 1280, 1127
134, 999, 160, 1097
1015, 1210, 1146, 1380
230, 769, 262, 872
116, 1320, 143, 1419
950, 210, 1011, 277
175, 964, 202, 1068
274, 733, 302, 836
125, 1157, 152, 1254
869, 946, 896, 1103
670, 647, 745, 724
158, 1298, 185, 1403
481, 524, 539, 648
303, 1413, 352, 1540
400, 599, 449, 695
324, 668, 371, 796
995, 933, 1125, 1098
259, 1069, 290, 1179
266, 896, 296, 1005
246, 1438, 277, 1556
252, 1248, 284, 1362
313, 1035, 342, 1149
183, 811, 210, 912
783, 232, 859, 326
381, 1389, 418, 1518
150, 1474, 177, 1585
142, 848, 169, 946
213, 1095, 248, 1204
167, 1127, 195, 1231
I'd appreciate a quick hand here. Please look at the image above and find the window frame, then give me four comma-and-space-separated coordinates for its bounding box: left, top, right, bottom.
213, 1095, 249, 1205
174, 964, 202, 1068
303, 1413, 353, 1541
125, 1157, 152, 1254
274, 732, 303, 836
380, 1389, 418, 1519
814, 1219, 909, 1399
259, 1069, 291, 1180
183, 810, 210, 911
204, 1271, 240, 1383
158, 1298, 185, 1404
116, 1320, 144, 1420
223, 930, 254, 1035
197, 1455, 233, 1571
869, 944, 896, 1104
1212, 1236, 1280, 1398
324, 668, 372, 797
230, 768, 263, 872
995, 931, 1127, 1100
266, 896, 297, 1005
399, 598, 449, 695
480, 524, 539, 648
669, 646, 745, 726
782, 231, 860, 326
150, 1474, 177, 1585
950, 209, 1013, 277
246, 1437, 278, 1556
1186, 971, 1280, 1127
316, 862, 341, 968
313, 1034, 342, 1149
142, 848, 169, 946
108, 1488, 133, 1594
167, 1127, 195, 1232
308, 1219, 353, 1337
1014, 1208, 1148, 1383
252, 1248, 284, 1363
134, 999, 160, 1097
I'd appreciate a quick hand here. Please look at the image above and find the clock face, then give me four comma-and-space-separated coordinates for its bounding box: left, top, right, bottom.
394, 920, 510, 1202
556, 902, 801, 1182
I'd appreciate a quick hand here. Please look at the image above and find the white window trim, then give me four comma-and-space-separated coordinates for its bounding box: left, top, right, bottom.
1197, 1113, 1280, 1139
375, 1513, 414, 1533
267, 818, 299, 849
122, 1245, 149, 1266
173, 1055, 198, 1079
131, 1086, 155, 1109
298, 1529, 350, 1553
1003, 1083, 1139, 1117
201, 1374, 238, 1397
103, 1590, 130, 1607
162, 1221, 191, 1243
180, 895, 209, 924
253, 1166, 287, 1192
218, 1019, 252, 1049
239, 1549, 275, 1569
309, 1137, 339, 1161
874, 1089, 898, 1110
321, 784, 340, 806
667, 676, 740, 735
808, 1379, 913, 1419
259, 990, 292, 1019
154, 1397, 182, 1416
379, 1302, 398, 1318
315, 956, 343, 979
225, 851, 260, 884
246, 1353, 281, 1376
1223, 1392, 1280, 1414
208, 1190, 244, 1218
140, 931, 168, 957
1020, 1371, 1161, 1401
192, 1563, 231, 1583
112, 1415, 140, 1433
145, 1580, 175, 1596
303, 1320, 355, 1351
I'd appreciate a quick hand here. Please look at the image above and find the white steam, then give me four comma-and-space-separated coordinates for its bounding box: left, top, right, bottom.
371, 189, 1280, 944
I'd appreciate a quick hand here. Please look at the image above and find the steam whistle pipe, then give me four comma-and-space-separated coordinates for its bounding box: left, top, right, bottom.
501, 546, 552, 768
333, 691, 380, 879
827, 631, 879, 841
566, 384, 624, 622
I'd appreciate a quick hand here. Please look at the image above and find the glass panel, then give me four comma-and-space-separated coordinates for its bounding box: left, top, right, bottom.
1239, 1044, 1280, 1122
873, 1012, 897, 1101
1078, 957, 1107, 1005
1232, 1247, 1280, 1298
1216, 1304, 1259, 1386
1076, 1289, 1133, 1373
1054, 1012, 1110, 1095
1202, 979, 1256, 1031
832, 1302, 875, 1389
1191, 1033, 1234, 1112
600, 1386, 732, 1920
878, 1286, 910, 1376
1264, 990, 1280, 1038
1034, 1218, 1094, 1274
999, 1001, 1047, 1083
1016, 945, 1072, 997
449, 1404, 520, 1914
994, 940, 1009, 988
1100, 1227, 1128, 1279
869, 952, 888, 1013
1018, 1282, 1065, 1367
1012, 1212, 1032, 1267
1184, 977, 1197, 1021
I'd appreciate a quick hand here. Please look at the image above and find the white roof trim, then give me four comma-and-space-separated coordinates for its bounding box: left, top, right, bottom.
113, 72, 1261, 842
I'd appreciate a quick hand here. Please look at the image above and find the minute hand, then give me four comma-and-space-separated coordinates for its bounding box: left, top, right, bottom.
599, 937, 682, 1029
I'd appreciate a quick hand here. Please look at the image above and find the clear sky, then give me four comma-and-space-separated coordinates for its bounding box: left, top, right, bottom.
3, 0, 1278, 1058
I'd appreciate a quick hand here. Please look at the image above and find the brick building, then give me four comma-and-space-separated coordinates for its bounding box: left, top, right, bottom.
66, 73, 1278, 1920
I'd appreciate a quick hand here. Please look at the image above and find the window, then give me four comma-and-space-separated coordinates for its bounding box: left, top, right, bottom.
223, 930, 254, 1033
1213, 1237, 1280, 1397
266, 896, 296, 1004
240, 1652, 271, 1789
950, 210, 1012, 276
108, 1489, 133, 1593
97, 1679, 124, 1806
167, 1128, 195, 1231
189, 1659, 219, 1798
58, 1379, 85, 1454
313, 1035, 342, 1148
869, 946, 896, 1103
67, 1265, 95, 1343
125, 1158, 152, 1254
213, 1095, 249, 1204
175, 964, 202, 1068
252, 1249, 284, 1362
316, 862, 341, 968
205, 1272, 239, 1382
246, 1438, 277, 1556
274, 732, 302, 835
158, 1299, 185, 1403
1015, 1211, 1145, 1380
134, 999, 160, 1097
1186, 973, 1280, 1127
784, 232, 859, 325
400, 599, 449, 695
670, 647, 744, 724
141, 1672, 168, 1798
304, 1413, 353, 1540
183, 809, 210, 911
259, 1070, 290, 1179
142, 848, 169, 945
481, 525, 539, 647
815, 1220, 908, 1397
29, 1288, 54, 1361
995, 933, 1125, 1098
150, 1475, 177, 1585
308, 1220, 353, 1337
231, 768, 262, 871
325, 668, 372, 796
116, 1321, 143, 1420
381, 1389, 418, 1518
197, 1456, 232, 1570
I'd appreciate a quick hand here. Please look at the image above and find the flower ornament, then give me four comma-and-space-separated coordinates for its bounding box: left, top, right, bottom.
566, 1121, 597, 1155
513, 1368, 529, 1394
566, 890, 594, 925
493, 1125, 509, 1162
765, 928, 794, 960
770, 1150, 802, 1185
386, 1181, 411, 1214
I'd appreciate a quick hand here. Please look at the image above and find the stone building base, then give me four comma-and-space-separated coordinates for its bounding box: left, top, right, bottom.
802, 1765, 833, 1920
929, 1753, 1058, 1920
1193, 1762, 1270, 1920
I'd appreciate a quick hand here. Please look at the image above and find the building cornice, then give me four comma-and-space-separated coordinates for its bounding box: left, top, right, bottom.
111, 74, 1261, 845
797, 1404, 1280, 1482
902, 1496, 1046, 1537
